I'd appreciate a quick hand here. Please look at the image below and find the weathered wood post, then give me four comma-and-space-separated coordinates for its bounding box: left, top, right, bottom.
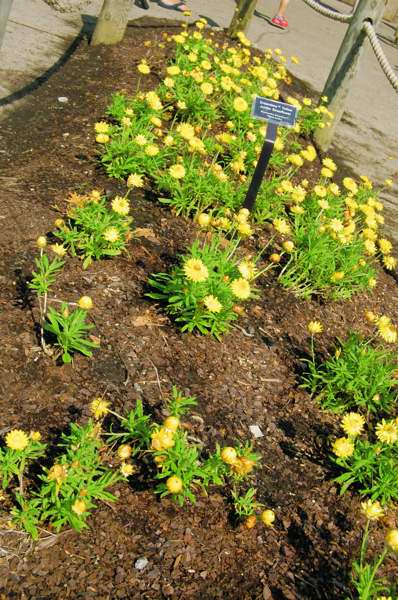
0, 0, 13, 51
228, 0, 258, 37
91, 0, 131, 47
314, 0, 387, 151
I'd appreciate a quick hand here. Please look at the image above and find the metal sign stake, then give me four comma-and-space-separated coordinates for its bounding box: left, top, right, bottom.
243, 121, 278, 211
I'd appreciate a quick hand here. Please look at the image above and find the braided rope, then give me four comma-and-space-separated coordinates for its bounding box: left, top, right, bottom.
363, 21, 398, 92
300, 0, 352, 23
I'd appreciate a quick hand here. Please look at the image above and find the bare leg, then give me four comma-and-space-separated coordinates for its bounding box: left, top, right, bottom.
277, 0, 289, 17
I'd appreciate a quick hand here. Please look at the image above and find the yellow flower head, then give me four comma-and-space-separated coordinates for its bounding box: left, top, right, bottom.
361, 499, 384, 521
314, 185, 327, 198
96, 133, 110, 144
151, 427, 175, 451
383, 256, 397, 271
137, 62, 150, 75
167, 65, 180, 76
145, 91, 163, 111
332, 437, 355, 458
260, 509, 276, 526
238, 260, 256, 280
273, 218, 291, 235
78, 296, 93, 310
30, 431, 42, 442
111, 196, 129, 216
384, 178, 393, 188
72, 499, 87, 516
322, 157, 337, 171
233, 97, 248, 113
48, 463, 68, 485
5, 429, 29, 451
288, 154, 304, 167
308, 321, 323, 334
321, 167, 334, 179
36, 236, 47, 249
177, 123, 195, 140
127, 173, 144, 188
200, 82, 213, 95
169, 164, 186, 179
237, 31, 251, 47
117, 444, 132, 460
330, 271, 345, 282
375, 419, 398, 444
91, 398, 110, 419
291, 55, 300, 64
134, 134, 147, 146
103, 227, 119, 243
341, 413, 365, 437
197, 213, 211, 227
343, 177, 358, 195
237, 221, 253, 237
329, 183, 340, 196
378, 238, 392, 255
203, 295, 222, 313
120, 462, 135, 477
385, 528, 398, 552
51, 244, 67, 257
183, 258, 209, 282
282, 240, 295, 252
95, 121, 109, 134
231, 278, 251, 300
378, 325, 397, 343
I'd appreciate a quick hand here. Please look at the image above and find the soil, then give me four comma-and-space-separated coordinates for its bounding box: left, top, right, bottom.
0, 20, 397, 600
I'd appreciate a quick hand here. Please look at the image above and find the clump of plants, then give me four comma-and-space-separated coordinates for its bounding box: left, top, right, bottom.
53, 190, 134, 269
147, 223, 263, 339
29, 237, 99, 363
331, 413, 398, 504
302, 329, 398, 414
351, 500, 398, 599
0, 388, 271, 539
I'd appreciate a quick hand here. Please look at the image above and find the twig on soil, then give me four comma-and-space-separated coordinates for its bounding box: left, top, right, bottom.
233, 324, 255, 337
149, 359, 163, 398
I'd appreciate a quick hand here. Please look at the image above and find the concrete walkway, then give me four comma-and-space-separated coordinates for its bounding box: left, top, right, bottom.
1, 0, 397, 236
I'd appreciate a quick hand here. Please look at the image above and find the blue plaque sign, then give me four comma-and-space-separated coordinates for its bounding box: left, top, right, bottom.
251, 96, 298, 127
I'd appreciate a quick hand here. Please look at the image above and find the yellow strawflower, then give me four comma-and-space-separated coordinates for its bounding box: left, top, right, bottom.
48, 464, 68, 484
120, 462, 135, 477
383, 256, 396, 270
260, 509, 276, 526
29, 431, 42, 441
307, 321, 323, 334
343, 177, 358, 194
329, 183, 340, 196
375, 419, 398, 444
288, 154, 304, 167
385, 529, 398, 552
231, 278, 251, 300
237, 222, 252, 237
332, 437, 355, 458
378, 325, 397, 343
117, 444, 132, 460
96, 133, 109, 144
233, 97, 248, 112
282, 241, 295, 252
177, 123, 195, 140
273, 218, 291, 235
103, 227, 119, 243
90, 398, 110, 419
238, 260, 256, 280
322, 157, 337, 171
237, 31, 251, 47
36, 236, 47, 249
111, 196, 129, 216
145, 144, 159, 156
183, 258, 209, 282
197, 213, 211, 227
384, 178, 393, 188
71, 499, 87, 516
167, 65, 180, 76
341, 413, 365, 437
78, 296, 93, 310
137, 62, 150, 75
150, 428, 174, 451
134, 134, 147, 146
220, 447, 238, 465
378, 238, 392, 255
169, 164, 186, 179
321, 167, 334, 179
203, 295, 222, 313
51, 243, 67, 257
166, 475, 183, 494
314, 185, 327, 198
5, 430, 29, 451
127, 173, 144, 188
200, 82, 213, 95
94, 121, 109, 134
361, 499, 384, 521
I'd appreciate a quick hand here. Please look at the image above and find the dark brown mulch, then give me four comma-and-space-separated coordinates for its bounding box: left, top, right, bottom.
0, 20, 397, 600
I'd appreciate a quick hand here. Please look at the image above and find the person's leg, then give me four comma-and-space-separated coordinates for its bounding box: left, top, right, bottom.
276, 0, 289, 18
271, 0, 289, 28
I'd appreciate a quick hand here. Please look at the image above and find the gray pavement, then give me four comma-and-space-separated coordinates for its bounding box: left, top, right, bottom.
1, 0, 397, 237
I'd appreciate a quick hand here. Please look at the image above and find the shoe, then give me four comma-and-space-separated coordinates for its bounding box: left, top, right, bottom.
271, 15, 288, 29
135, 0, 149, 8
158, 0, 189, 12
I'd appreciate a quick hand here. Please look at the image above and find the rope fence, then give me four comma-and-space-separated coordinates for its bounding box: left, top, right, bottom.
301, 0, 398, 93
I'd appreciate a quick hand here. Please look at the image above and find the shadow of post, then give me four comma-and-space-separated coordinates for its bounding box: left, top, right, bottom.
0, 14, 96, 108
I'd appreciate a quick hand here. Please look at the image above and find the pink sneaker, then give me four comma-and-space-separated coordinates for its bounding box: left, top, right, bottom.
271, 15, 289, 29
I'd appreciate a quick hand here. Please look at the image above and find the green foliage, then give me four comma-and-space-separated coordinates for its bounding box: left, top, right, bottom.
28, 253, 64, 296
231, 487, 261, 518
0, 437, 46, 489
44, 303, 99, 363
147, 236, 255, 339
167, 386, 197, 417
107, 399, 152, 450
351, 522, 392, 600
302, 334, 398, 414
54, 197, 133, 268
334, 436, 398, 505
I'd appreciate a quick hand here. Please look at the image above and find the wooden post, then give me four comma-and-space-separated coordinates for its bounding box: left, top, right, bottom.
0, 0, 13, 51
91, 0, 131, 47
228, 0, 258, 37
314, 0, 387, 151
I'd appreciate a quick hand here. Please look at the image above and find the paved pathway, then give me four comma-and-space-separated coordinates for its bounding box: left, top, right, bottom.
1, 0, 397, 236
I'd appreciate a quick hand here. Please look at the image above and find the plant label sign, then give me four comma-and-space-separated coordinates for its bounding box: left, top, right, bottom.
243, 97, 298, 211
251, 96, 298, 127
